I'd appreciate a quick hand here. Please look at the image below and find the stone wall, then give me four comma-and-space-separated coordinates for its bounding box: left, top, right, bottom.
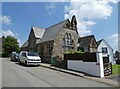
53, 28, 79, 60
37, 41, 54, 63
28, 30, 36, 51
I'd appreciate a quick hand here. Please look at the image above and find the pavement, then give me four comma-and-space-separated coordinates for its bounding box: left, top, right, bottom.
40, 63, 120, 87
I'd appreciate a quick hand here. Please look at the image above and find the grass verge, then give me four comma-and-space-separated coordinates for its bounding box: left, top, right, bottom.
112, 64, 120, 75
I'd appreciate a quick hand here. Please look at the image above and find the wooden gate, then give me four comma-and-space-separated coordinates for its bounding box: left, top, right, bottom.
104, 63, 112, 76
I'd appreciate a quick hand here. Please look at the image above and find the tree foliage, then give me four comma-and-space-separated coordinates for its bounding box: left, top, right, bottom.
3, 36, 20, 55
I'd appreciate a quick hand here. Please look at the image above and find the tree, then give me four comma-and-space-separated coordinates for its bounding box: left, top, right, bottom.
115, 51, 120, 64
3, 36, 20, 55
115, 51, 120, 60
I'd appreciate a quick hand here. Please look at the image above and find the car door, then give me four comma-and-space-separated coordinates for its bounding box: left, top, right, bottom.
22, 52, 27, 63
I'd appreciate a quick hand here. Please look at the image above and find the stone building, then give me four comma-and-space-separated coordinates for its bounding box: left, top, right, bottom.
0, 36, 5, 52
21, 15, 79, 63
37, 15, 79, 62
20, 40, 28, 51
78, 35, 97, 52
21, 26, 45, 52
28, 26, 45, 52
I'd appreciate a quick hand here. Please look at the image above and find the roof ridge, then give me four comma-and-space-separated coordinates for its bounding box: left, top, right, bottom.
97, 39, 103, 42
46, 19, 69, 30
79, 35, 94, 38
32, 26, 45, 29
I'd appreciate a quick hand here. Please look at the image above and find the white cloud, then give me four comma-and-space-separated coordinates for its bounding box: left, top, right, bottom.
64, 0, 118, 36
46, 3, 56, 9
3, 30, 15, 37
48, 12, 52, 15
109, 33, 119, 51
46, 2, 56, 15
2, 16, 12, 25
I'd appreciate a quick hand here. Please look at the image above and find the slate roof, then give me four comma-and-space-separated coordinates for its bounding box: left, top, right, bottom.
21, 40, 28, 48
32, 26, 45, 38
78, 35, 95, 46
97, 39, 113, 50
39, 19, 70, 43
97, 39, 103, 46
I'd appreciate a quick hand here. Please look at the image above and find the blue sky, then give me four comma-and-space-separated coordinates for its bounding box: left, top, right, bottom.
1, 1, 119, 51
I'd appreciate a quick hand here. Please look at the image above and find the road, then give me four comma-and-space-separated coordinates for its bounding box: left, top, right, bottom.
2, 57, 113, 87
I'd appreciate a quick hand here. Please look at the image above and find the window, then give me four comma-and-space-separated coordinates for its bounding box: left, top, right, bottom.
102, 47, 108, 53
48, 44, 53, 55
62, 38, 65, 46
65, 33, 69, 46
62, 33, 74, 51
22, 53, 26, 57
28, 52, 38, 56
78, 47, 84, 52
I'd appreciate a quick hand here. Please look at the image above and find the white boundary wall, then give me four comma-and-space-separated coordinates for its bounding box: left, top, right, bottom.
68, 53, 104, 78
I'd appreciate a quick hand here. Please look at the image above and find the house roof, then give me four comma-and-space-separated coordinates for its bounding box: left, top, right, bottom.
97, 39, 103, 46
32, 26, 45, 38
39, 19, 70, 43
78, 35, 96, 46
21, 40, 28, 48
97, 39, 113, 50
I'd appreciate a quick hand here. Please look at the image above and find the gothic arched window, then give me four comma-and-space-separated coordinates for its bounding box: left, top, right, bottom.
62, 33, 74, 51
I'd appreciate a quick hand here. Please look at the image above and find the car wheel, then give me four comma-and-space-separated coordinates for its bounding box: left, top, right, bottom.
19, 61, 21, 64
10, 57, 13, 61
25, 61, 27, 67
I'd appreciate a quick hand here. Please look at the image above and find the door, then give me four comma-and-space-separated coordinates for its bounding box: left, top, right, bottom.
21, 52, 27, 63
103, 57, 109, 63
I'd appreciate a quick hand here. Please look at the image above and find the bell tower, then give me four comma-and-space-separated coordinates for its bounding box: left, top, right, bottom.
71, 15, 77, 30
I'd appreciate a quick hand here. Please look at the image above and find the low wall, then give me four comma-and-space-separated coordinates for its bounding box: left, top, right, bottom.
68, 60, 100, 77
66, 53, 104, 78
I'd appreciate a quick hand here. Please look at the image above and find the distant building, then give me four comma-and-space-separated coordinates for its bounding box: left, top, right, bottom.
78, 35, 97, 52
97, 39, 115, 64
0, 36, 5, 52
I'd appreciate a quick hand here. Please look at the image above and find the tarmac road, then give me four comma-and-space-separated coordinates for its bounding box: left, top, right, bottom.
2, 57, 113, 87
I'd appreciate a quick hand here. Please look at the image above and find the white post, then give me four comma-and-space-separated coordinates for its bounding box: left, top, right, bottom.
97, 52, 104, 78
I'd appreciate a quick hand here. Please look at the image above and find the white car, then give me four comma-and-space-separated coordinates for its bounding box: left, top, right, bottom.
19, 51, 41, 66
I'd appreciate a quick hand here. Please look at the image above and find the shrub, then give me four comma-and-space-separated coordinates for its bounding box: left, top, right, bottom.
0, 52, 9, 57
64, 50, 84, 54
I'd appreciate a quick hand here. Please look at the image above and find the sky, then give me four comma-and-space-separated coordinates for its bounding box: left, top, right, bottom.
1, 0, 119, 52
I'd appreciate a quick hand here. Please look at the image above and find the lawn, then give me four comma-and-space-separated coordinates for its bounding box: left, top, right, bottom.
112, 64, 120, 75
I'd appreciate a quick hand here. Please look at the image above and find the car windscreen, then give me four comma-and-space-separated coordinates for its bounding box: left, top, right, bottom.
28, 52, 39, 56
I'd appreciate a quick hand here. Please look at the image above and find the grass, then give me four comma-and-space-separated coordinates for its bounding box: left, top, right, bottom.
112, 64, 120, 75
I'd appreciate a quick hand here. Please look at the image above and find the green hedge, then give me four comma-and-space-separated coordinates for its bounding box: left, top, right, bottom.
0, 52, 9, 57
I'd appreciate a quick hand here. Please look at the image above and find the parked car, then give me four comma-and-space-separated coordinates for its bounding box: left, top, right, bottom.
19, 51, 41, 66
11, 52, 19, 62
